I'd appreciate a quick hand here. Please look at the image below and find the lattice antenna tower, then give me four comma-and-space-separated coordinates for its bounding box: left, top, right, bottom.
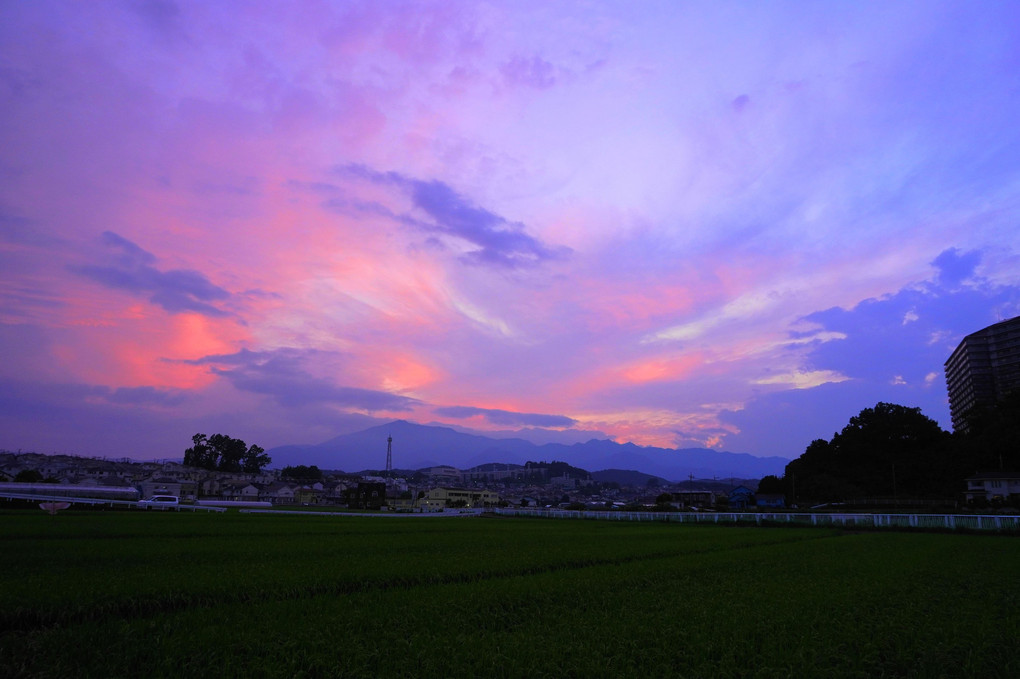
385, 434, 393, 473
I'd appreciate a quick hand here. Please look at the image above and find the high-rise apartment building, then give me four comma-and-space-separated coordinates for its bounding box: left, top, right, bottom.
944, 315, 1020, 431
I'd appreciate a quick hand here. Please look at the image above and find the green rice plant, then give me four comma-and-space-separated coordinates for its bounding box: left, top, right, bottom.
0, 511, 819, 631
1, 510, 1016, 678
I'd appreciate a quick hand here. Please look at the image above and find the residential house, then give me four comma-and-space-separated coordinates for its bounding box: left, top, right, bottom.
158, 462, 205, 482
324, 482, 350, 504
671, 490, 716, 508
219, 482, 260, 502
138, 476, 184, 500
728, 485, 755, 509
262, 482, 296, 505
37, 460, 72, 479
294, 485, 324, 505
756, 493, 786, 509
964, 472, 1020, 503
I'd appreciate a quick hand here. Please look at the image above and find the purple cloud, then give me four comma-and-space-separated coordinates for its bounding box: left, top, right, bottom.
130, 0, 183, 33
722, 255, 1020, 456
434, 405, 576, 428
339, 165, 570, 268
3, 1, 1020, 465
70, 232, 231, 317
500, 55, 557, 89
0, 378, 187, 416
932, 248, 981, 288
106, 385, 188, 407
801, 250, 1017, 387
184, 348, 421, 412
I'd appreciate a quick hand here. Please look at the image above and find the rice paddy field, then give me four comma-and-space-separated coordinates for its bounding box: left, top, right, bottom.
1, 510, 1018, 678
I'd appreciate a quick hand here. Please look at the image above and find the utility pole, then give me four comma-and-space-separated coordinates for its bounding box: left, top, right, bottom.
385, 434, 393, 474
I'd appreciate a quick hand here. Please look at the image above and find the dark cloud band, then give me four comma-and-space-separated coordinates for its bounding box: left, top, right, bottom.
338, 164, 570, 268
184, 347, 420, 412
70, 231, 231, 317
435, 405, 576, 428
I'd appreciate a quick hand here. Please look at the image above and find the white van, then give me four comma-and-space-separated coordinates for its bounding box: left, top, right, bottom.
137, 495, 180, 510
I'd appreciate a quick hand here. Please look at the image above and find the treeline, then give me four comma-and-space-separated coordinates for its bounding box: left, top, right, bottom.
524, 460, 591, 479
280, 465, 323, 481
759, 397, 1020, 504
183, 433, 271, 474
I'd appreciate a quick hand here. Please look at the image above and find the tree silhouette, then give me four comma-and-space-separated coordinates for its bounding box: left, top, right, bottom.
184, 433, 271, 473
784, 403, 953, 502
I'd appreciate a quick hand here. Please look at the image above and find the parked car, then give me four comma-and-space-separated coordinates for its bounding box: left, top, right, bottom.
137, 495, 180, 510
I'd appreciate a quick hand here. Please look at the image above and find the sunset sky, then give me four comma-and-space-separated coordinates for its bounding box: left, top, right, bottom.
2, 1, 1019, 464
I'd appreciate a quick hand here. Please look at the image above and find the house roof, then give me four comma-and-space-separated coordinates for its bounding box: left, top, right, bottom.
966, 471, 1020, 480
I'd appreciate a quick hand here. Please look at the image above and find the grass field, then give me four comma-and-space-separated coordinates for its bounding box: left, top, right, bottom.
1, 510, 1017, 678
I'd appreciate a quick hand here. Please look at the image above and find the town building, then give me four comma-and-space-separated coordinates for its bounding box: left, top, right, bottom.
421, 466, 462, 484
669, 490, 717, 508
345, 482, 387, 509
421, 487, 499, 510
944, 315, 1020, 431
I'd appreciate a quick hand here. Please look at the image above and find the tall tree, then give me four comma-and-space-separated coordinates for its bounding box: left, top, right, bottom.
184, 433, 215, 469
184, 433, 271, 473
784, 403, 953, 502
242, 444, 271, 474
756, 474, 785, 495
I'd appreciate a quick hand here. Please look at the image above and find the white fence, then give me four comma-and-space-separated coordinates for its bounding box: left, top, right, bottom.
492, 508, 1020, 532
0, 491, 226, 512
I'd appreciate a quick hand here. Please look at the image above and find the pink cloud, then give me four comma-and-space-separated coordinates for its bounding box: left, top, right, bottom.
3, 1, 1020, 462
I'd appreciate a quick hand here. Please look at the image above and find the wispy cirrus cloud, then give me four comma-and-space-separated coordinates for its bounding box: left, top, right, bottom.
3, 1, 1020, 463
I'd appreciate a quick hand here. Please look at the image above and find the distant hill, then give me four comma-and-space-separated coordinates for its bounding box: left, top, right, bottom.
591, 469, 669, 486
267, 420, 788, 481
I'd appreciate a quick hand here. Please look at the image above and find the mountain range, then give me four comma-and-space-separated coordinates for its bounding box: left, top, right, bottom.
267, 420, 788, 482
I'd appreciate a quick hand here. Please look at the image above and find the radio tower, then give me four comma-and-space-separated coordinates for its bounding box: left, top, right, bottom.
385, 434, 393, 474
